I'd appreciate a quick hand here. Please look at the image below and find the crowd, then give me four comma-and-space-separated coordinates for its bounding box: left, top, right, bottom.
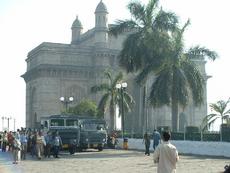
0, 128, 63, 164
1, 129, 229, 173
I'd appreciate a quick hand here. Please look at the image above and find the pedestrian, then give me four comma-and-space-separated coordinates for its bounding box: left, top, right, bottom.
35, 131, 44, 160
153, 129, 161, 150
52, 131, 62, 158
20, 130, 28, 160
44, 131, 52, 158
143, 132, 150, 156
12, 136, 21, 164
2, 131, 8, 152
30, 131, 37, 157
0, 132, 2, 149
153, 131, 179, 173
7, 131, 14, 151
223, 164, 230, 173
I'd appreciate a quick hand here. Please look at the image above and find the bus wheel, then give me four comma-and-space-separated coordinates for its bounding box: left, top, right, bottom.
98, 147, 103, 151
69, 147, 75, 155
76, 147, 82, 152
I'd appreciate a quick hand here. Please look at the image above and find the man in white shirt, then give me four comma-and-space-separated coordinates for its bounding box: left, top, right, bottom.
153, 131, 179, 173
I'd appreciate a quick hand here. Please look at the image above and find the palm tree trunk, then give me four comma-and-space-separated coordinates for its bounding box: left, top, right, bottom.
220, 116, 223, 141
171, 101, 179, 132
109, 105, 115, 134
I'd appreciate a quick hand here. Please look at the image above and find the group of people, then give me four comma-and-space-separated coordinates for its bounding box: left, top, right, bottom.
143, 130, 179, 173
0, 128, 63, 164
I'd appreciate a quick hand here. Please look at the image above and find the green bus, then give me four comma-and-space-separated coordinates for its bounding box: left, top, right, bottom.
42, 114, 107, 154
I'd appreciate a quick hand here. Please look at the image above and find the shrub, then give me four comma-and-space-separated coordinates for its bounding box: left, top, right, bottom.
186, 126, 199, 133
202, 132, 220, 141
171, 132, 184, 140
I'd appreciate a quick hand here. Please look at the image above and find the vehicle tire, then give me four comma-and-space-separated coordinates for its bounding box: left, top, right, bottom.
76, 147, 82, 152
69, 150, 75, 155
69, 146, 75, 155
98, 146, 103, 151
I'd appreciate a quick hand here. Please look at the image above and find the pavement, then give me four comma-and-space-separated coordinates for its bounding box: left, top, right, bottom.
0, 149, 229, 173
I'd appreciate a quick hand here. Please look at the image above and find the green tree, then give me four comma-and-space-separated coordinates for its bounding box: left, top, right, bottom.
109, 0, 179, 132
109, 0, 178, 74
91, 71, 134, 132
201, 98, 230, 140
68, 100, 99, 117
109, 0, 218, 132
148, 20, 217, 131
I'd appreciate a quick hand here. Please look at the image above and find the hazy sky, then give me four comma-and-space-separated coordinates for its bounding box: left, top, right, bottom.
0, 0, 229, 130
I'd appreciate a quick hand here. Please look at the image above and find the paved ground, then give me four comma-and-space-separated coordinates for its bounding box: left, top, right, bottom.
0, 149, 229, 173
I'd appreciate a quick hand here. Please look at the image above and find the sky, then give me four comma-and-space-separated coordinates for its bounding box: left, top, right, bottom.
0, 0, 229, 130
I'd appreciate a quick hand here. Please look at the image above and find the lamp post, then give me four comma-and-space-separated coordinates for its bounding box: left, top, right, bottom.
1, 116, 12, 131
60, 96, 74, 112
116, 82, 127, 139
7, 117, 12, 131
1, 116, 5, 131
13, 118, 16, 132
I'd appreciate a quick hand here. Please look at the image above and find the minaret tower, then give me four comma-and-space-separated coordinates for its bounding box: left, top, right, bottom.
94, 0, 108, 47
71, 15, 83, 44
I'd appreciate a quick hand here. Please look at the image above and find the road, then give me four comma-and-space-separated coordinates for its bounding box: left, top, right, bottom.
0, 149, 229, 173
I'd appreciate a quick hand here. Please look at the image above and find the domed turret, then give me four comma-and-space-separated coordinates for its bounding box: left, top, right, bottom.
71, 16, 83, 44
72, 16, 82, 29
95, 0, 108, 28
94, 0, 108, 47
95, 0, 108, 13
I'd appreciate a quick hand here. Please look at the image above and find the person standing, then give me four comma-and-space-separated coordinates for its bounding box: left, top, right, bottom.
12, 136, 21, 164
52, 131, 62, 158
44, 131, 52, 158
7, 131, 14, 151
30, 131, 37, 157
20, 131, 28, 160
2, 131, 8, 152
143, 132, 150, 156
0, 132, 2, 149
153, 129, 161, 150
153, 131, 179, 173
35, 131, 44, 160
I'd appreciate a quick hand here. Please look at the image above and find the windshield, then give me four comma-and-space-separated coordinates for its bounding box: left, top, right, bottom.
82, 122, 106, 131
50, 119, 64, 126
66, 119, 78, 127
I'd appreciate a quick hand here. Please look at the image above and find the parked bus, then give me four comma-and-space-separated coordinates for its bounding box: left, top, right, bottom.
41, 114, 107, 154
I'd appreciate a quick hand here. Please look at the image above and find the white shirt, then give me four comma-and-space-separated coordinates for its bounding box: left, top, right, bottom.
153, 141, 179, 173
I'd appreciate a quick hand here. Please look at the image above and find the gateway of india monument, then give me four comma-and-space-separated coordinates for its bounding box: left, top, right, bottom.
22, 0, 208, 133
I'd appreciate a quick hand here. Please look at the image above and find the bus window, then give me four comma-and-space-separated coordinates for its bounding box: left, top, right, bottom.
82, 123, 105, 131
66, 119, 78, 127
50, 119, 64, 126
44, 121, 48, 128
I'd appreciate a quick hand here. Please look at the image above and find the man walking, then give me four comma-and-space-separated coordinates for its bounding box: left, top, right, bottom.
153, 131, 179, 173
143, 132, 150, 156
153, 129, 161, 150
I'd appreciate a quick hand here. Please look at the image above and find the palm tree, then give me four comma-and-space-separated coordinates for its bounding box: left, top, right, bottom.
147, 20, 218, 131
91, 71, 134, 133
201, 98, 230, 141
109, 0, 179, 74
109, 0, 179, 132
109, 0, 218, 132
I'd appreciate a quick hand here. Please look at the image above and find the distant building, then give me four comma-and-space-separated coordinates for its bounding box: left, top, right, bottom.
22, 0, 208, 133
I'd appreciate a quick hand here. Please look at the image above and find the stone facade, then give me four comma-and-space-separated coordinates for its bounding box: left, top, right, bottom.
22, 1, 208, 133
